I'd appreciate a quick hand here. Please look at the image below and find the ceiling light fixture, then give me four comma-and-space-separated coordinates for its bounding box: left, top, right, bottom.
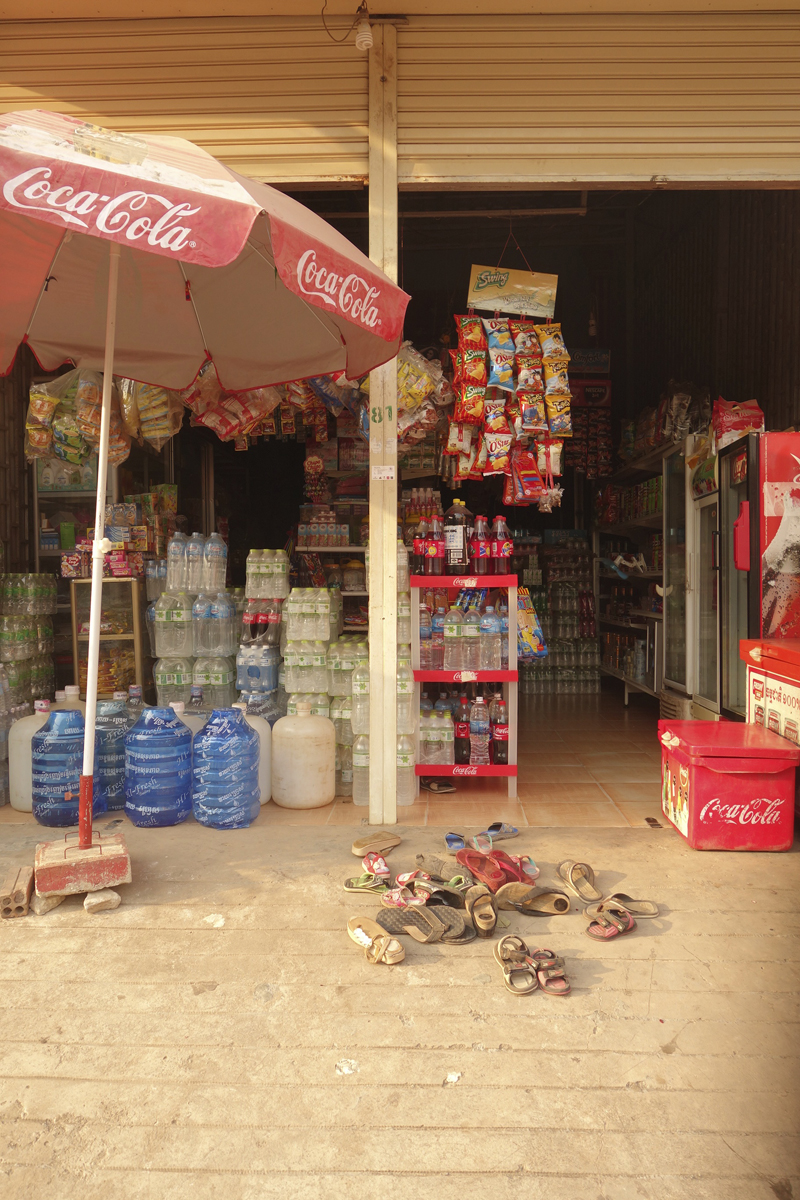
320, 1, 372, 51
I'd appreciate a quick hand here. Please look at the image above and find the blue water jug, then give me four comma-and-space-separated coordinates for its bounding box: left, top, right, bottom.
32, 709, 106, 826
124, 706, 192, 827
94, 700, 129, 811
192, 707, 260, 830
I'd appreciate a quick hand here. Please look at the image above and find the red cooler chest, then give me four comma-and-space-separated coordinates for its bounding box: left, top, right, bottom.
658, 720, 800, 851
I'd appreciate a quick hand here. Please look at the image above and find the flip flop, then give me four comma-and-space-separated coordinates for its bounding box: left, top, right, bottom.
426, 906, 474, 944
456, 849, 506, 893
421, 778, 457, 794
413, 880, 467, 909
585, 902, 637, 941
380, 886, 426, 909
494, 883, 571, 915
465, 884, 497, 938
529, 948, 571, 997
396, 869, 431, 887
376, 906, 445, 943
445, 832, 467, 855
480, 822, 519, 843
351, 832, 401, 858
362, 852, 391, 879
558, 860, 603, 903
517, 856, 540, 884
605, 893, 659, 919
347, 916, 405, 964
343, 872, 390, 894
493, 935, 538, 995
467, 833, 494, 853
415, 854, 475, 886
487, 849, 528, 883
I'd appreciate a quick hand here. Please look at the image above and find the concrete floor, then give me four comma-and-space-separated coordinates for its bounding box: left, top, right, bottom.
1, 803, 799, 1197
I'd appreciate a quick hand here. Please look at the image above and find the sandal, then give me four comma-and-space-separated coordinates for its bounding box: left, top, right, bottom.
529, 948, 571, 996
585, 902, 637, 941
445, 832, 467, 854
517, 856, 540, 884
362, 852, 391, 879
456, 849, 506, 893
343, 872, 390, 894
376, 906, 445, 943
396, 869, 431, 887
347, 916, 405, 964
493, 935, 538, 995
603, 893, 659, 919
480, 822, 519, 842
381, 886, 426, 909
495, 883, 571, 915
421, 778, 457, 794
558, 860, 603, 903
413, 880, 467, 909
467, 833, 494, 853
488, 849, 528, 884
351, 832, 401, 858
415, 854, 475, 886
465, 884, 497, 938
427, 906, 474, 944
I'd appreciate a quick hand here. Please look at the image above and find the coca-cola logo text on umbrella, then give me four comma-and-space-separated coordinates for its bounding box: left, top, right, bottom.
3, 166, 199, 253
296, 248, 382, 330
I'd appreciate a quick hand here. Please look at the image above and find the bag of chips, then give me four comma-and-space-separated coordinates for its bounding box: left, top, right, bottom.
519, 392, 548, 435
484, 431, 513, 476
455, 314, 487, 351
449, 349, 463, 386
534, 323, 570, 361
509, 320, 542, 357
487, 349, 514, 391
456, 435, 479, 481
537, 439, 563, 477
546, 395, 573, 436
517, 356, 544, 393
461, 349, 488, 387
483, 393, 510, 435
544, 358, 571, 397
445, 421, 473, 456
455, 384, 485, 427
481, 317, 513, 351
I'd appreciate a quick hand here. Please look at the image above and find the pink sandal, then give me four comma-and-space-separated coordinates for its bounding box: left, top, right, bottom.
380, 886, 426, 909
395, 869, 431, 887
362, 852, 391, 879
585, 902, 636, 940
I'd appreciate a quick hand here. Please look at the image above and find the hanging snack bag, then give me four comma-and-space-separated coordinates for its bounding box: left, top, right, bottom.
509, 319, 542, 357
544, 357, 571, 397
517, 356, 544, 393
456, 435, 479, 481
116, 377, 142, 438
456, 384, 485, 426
470, 433, 488, 480
519, 392, 548, 435
487, 348, 515, 391
483, 393, 510, 435
446, 421, 473, 456
484, 431, 513, 476
534, 323, 569, 361
481, 317, 513, 351
537, 439, 563, 477
449, 349, 463, 386
139, 386, 184, 450
512, 448, 545, 500
505, 394, 522, 441
456, 314, 487, 351
546, 394, 573, 436
462, 348, 488, 386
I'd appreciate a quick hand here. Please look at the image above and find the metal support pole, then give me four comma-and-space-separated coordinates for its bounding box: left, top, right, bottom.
368, 23, 399, 825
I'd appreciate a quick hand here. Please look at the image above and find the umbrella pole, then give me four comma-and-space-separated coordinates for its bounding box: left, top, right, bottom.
78, 243, 121, 850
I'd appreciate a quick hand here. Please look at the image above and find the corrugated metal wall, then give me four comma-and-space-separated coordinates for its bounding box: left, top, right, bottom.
630, 191, 800, 430
0, 349, 31, 571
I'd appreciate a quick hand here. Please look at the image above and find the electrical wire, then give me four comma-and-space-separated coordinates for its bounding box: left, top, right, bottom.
320, 0, 366, 44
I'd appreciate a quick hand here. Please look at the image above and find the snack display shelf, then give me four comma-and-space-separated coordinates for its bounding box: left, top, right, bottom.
70, 577, 151, 700
410, 571, 518, 799
342, 590, 368, 597
599, 569, 663, 580
608, 444, 668, 484
414, 764, 517, 778
77, 633, 135, 642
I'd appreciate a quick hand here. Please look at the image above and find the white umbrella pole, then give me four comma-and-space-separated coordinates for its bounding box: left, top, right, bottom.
79, 243, 121, 850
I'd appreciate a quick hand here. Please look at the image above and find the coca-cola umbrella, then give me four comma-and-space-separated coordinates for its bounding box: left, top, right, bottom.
0, 108, 409, 852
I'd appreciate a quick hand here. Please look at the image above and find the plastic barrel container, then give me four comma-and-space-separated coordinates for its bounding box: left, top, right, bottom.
124, 706, 192, 827
32, 709, 107, 827
271, 701, 335, 809
192, 707, 260, 829
94, 699, 129, 812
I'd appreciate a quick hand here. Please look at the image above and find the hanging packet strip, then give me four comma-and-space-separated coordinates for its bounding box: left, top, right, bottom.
546, 395, 573, 436
519, 392, 548, 435
462, 349, 488, 386
487, 349, 515, 391
484, 431, 513, 476
445, 420, 473, 456
511, 447, 546, 500
516, 356, 544, 393
449, 349, 463, 386
505, 394, 522, 440
536, 439, 563, 477
544, 358, 571, 397
455, 384, 485, 426
483, 393, 510, 435
509, 319, 542, 357
470, 433, 488, 480
481, 317, 513, 351
534, 323, 570, 361
455, 314, 487, 351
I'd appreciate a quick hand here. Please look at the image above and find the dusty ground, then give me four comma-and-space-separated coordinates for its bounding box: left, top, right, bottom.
1, 810, 798, 1199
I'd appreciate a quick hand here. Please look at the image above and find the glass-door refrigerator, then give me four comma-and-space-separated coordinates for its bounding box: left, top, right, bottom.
718, 434, 760, 719
662, 444, 693, 699
689, 450, 720, 719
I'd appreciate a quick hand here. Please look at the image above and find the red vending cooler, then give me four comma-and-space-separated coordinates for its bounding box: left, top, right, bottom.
658, 719, 799, 851
741, 638, 800, 815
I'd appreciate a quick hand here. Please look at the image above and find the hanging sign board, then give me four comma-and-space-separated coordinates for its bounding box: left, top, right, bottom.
467, 264, 558, 319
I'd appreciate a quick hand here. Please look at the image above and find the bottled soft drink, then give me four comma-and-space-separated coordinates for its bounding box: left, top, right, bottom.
154, 592, 192, 657
192, 593, 214, 656
444, 499, 472, 572
461, 604, 482, 671
166, 532, 188, 591
185, 532, 206, 594
454, 694, 471, 764
192, 707, 260, 829
397, 540, 410, 592
427, 514, 444, 576
414, 516, 429, 575
492, 699, 509, 765
397, 592, 412, 646
396, 734, 416, 806
396, 657, 415, 735
431, 606, 445, 669
470, 514, 490, 576
469, 696, 491, 766
442, 604, 463, 671
351, 659, 370, 735
352, 733, 370, 807
490, 516, 513, 575
480, 605, 502, 670
203, 532, 228, 593
125, 706, 193, 827
419, 604, 433, 669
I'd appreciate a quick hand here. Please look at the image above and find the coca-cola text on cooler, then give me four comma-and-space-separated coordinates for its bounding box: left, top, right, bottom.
699, 797, 785, 825
452, 766, 479, 776
296, 249, 382, 329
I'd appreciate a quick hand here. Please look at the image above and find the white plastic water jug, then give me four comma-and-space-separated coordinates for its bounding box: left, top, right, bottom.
63, 684, 86, 714
169, 700, 205, 737
9, 698, 51, 811
233, 702, 272, 804
271, 701, 334, 809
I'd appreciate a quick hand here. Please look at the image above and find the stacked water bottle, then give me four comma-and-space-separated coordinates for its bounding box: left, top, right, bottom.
231, 547, 291, 719
0, 573, 57, 708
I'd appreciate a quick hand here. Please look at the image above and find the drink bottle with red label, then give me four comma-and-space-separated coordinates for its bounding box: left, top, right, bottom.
469, 514, 490, 576
426, 514, 444, 576
490, 515, 514, 575
454, 694, 471, 764
413, 517, 429, 576
444, 499, 472, 573
492, 699, 509, 765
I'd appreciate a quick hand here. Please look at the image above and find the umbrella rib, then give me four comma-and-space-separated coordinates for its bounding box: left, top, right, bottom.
24, 231, 68, 341
179, 261, 212, 359
246, 238, 343, 352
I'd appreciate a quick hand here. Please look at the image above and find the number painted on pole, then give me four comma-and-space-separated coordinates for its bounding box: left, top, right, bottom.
386, 405, 393, 421
371, 406, 383, 424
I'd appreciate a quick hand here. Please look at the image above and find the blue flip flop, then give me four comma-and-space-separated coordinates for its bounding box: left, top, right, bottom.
479, 822, 519, 842
444, 831, 467, 854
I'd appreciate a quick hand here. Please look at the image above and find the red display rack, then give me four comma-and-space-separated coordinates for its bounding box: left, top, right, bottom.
414, 764, 518, 778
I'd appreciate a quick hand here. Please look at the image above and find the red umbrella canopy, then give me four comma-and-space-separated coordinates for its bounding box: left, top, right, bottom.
0, 110, 409, 387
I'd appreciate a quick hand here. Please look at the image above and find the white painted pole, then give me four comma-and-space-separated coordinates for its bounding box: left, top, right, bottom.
79, 243, 120, 847
368, 23, 399, 826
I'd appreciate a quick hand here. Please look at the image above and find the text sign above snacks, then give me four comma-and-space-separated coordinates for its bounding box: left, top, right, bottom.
467, 265, 558, 319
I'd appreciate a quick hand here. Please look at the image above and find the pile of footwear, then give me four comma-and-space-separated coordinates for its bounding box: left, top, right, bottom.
345, 826, 659, 996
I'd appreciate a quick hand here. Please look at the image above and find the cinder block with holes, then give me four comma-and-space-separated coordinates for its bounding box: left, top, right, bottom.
1, 865, 34, 918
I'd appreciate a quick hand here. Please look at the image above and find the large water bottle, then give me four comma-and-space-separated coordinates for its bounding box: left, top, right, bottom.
154, 656, 193, 707
480, 605, 502, 670
194, 656, 236, 708
192, 593, 214, 656
154, 592, 193, 657
396, 734, 416, 805
9, 698, 50, 811
397, 657, 415, 735
185, 532, 206, 594
125, 706, 192, 826
166, 532, 188, 592
469, 696, 491, 766
350, 659, 370, 735
273, 550, 290, 599
271, 701, 335, 808
352, 733, 370, 807
203, 532, 228, 593
442, 605, 463, 671
210, 592, 236, 656
32, 709, 105, 826
245, 549, 262, 599
461, 604, 482, 671
397, 591, 412, 646
233, 702, 271, 805
192, 707, 260, 829
94, 698, 129, 811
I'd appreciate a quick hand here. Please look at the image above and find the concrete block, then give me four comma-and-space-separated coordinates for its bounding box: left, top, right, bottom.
35, 831, 132, 897
84, 889, 121, 914
30, 892, 66, 916
1, 864, 34, 918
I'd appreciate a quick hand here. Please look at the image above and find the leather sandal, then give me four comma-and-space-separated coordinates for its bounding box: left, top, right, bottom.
584, 901, 637, 940
493, 935, 538, 995
465, 884, 497, 938
558, 860, 603, 903
347, 916, 405, 965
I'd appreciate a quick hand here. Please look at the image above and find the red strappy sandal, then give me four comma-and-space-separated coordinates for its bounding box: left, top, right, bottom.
456, 849, 506, 893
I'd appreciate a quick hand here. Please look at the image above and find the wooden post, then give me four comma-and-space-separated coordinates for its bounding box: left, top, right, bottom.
368, 23, 399, 825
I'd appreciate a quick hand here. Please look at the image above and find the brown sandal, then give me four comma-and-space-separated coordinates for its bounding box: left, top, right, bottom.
557, 860, 603, 903
347, 916, 405, 964
584, 902, 637, 941
465, 884, 497, 938
529, 948, 571, 996
493, 935, 538, 995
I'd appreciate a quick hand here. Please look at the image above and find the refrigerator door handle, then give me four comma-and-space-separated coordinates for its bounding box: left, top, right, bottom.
733, 501, 751, 571
712, 529, 720, 571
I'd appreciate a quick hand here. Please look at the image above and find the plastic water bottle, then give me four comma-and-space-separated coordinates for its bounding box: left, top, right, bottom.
194, 656, 236, 708
499, 602, 510, 670
420, 709, 441, 764
442, 605, 463, 671
233, 702, 271, 805
311, 641, 329, 693
245, 549, 262, 599
192, 707, 260, 829
154, 657, 193, 707
273, 550, 290, 599
430, 607, 445, 670
125, 706, 192, 827
480, 605, 502, 670
127, 684, 146, 719
396, 734, 416, 805
418, 604, 433, 669
187, 684, 210, 718
397, 592, 412, 646
469, 696, 491, 766
210, 592, 235, 656
420, 691, 433, 714
94, 699, 129, 811
461, 604, 482, 671
154, 592, 193, 657
336, 741, 353, 797
203, 532, 228, 593
339, 643, 357, 696
9, 698, 50, 812
166, 532, 188, 592
352, 733, 370, 807
351, 660, 370, 735
32, 709, 105, 826
438, 710, 455, 764
396, 657, 415, 735
185, 532, 206, 594
397, 540, 410, 593
192, 593, 214, 656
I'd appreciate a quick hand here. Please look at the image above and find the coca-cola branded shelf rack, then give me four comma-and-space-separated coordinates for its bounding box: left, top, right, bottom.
410, 574, 518, 798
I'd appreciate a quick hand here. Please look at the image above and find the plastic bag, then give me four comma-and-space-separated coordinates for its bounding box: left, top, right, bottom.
137, 385, 184, 450
397, 342, 440, 411
179, 361, 223, 413
25, 368, 102, 461
712, 397, 764, 451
